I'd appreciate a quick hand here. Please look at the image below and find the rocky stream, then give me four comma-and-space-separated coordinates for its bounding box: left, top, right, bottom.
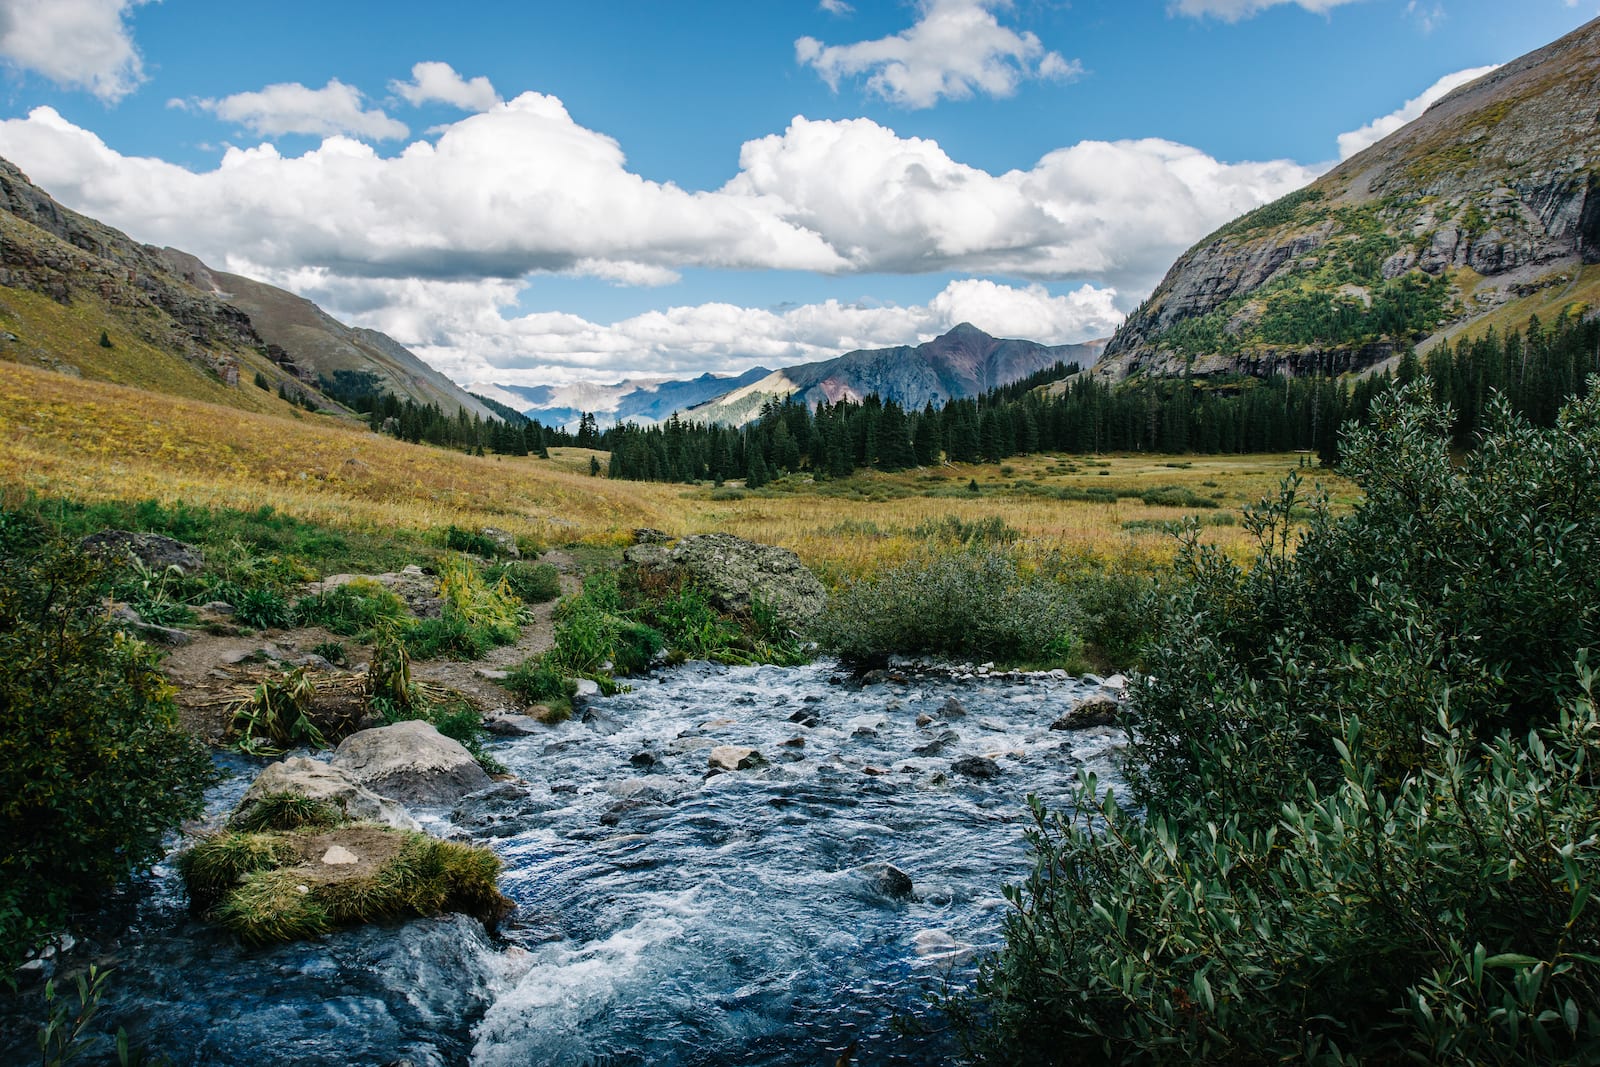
2, 659, 1126, 1066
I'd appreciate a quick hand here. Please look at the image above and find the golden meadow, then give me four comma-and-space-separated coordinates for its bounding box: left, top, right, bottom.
0, 360, 1354, 583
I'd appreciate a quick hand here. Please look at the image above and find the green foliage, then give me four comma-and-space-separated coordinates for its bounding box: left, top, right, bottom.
911, 514, 1020, 545
230, 666, 326, 756
227, 793, 344, 833
33, 965, 161, 1067
1138, 485, 1220, 509
402, 555, 521, 660
0, 535, 213, 971
292, 578, 410, 638
954, 383, 1600, 1064
482, 559, 562, 604
814, 548, 1083, 668
503, 655, 577, 718
230, 585, 294, 630
442, 525, 500, 557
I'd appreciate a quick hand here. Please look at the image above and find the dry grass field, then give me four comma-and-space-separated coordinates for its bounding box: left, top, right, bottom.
0, 360, 1355, 582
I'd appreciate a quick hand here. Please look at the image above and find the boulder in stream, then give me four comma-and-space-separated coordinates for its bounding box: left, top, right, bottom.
708, 745, 766, 772
330, 720, 492, 806
235, 756, 420, 831
1050, 696, 1122, 731
950, 755, 1001, 780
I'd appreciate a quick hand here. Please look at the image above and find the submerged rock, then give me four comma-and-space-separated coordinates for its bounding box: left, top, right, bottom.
867, 863, 916, 900
1050, 696, 1121, 731
330, 720, 492, 807
708, 745, 766, 772
950, 755, 1001, 780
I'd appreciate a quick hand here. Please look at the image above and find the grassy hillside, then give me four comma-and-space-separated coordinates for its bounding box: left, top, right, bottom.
0, 360, 1346, 583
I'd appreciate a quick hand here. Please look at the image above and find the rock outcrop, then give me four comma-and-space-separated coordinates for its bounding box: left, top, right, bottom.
1096, 18, 1600, 382
234, 756, 421, 831
329, 720, 493, 807
80, 530, 205, 575
623, 532, 826, 631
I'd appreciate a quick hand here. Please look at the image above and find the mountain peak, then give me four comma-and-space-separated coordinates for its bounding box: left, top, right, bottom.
941, 322, 991, 341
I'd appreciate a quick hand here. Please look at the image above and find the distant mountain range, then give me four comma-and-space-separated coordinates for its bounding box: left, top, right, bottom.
478, 367, 773, 429
495, 323, 1107, 429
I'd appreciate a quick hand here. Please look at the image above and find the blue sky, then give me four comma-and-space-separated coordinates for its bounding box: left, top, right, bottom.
0, 0, 1593, 395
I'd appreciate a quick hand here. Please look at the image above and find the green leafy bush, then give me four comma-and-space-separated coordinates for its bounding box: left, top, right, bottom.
814, 548, 1082, 667
954, 383, 1600, 1064
292, 578, 410, 638
0, 536, 213, 970
232, 585, 294, 630
483, 560, 562, 604
443, 525, 499, 557
403, 555, 521, 660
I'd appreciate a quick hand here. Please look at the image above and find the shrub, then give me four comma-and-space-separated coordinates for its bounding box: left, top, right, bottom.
814, 548, 1082, 667
504, 655, 578, 719
403, 555, 521, 660
443, 525, 499, 557
0, 537, 213, 969
292, 578, 410, 638
233, 585, 294, 630
953, 383, 1600, 1063
483, 560, 562, 604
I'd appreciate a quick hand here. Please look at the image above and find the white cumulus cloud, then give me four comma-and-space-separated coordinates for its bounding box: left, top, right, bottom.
0, 0, 146, 101
796, 0, 1080, 108
390, 61, 500, 111
1336, 65, 1499, 159
819, 0, 854, 14
1170, 0, 1364, 20
184, 79, 410, 140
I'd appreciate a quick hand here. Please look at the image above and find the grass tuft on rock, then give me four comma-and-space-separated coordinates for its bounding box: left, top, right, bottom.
228, 792, 345, 833
179, 819, 512, 944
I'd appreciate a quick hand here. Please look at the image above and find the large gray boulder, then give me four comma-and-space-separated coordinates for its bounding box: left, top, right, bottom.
80, 530, 204, 575
330, 719, 492, 806
234, 756, 420, 831
623, 532, 826, 631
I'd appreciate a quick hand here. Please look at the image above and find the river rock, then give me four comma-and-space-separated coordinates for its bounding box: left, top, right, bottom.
621, 532, 826, 631
1050, 696, 1121, 730
80, 530, 204, 575
235, 756, 420, 831
483, 710, 545, 736
913, 729, 960, 756
939, 696, 968, 719
330, 720, 492, 806
708, 745, 766, 772
866, 863, 916, 900
950, 755, 1001, 780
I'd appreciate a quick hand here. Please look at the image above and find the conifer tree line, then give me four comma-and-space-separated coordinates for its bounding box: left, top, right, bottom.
599, 310, 1600, 482
315, 312, 1598, 475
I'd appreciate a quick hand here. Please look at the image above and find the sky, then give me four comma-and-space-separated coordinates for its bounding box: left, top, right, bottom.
0, 0, 1594, 395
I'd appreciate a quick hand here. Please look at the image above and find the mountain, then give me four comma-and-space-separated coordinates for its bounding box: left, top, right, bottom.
686, 323, 1106, 425
0, 155, 490, 421
1098, 17, 1600, 381
481, 366, 773, 429
158, 250, 493, 420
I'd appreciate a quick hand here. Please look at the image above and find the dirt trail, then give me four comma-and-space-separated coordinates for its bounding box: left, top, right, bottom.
161, 549, 584, 741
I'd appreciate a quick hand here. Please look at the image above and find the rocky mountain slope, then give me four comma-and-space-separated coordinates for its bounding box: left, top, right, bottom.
159, 250, 493, 420
1097, 16, 1600, 381
0, 156, 489, 420
687, 323, 1105, 425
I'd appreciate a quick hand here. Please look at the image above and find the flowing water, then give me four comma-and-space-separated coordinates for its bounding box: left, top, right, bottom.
3, 661, 1125, 1066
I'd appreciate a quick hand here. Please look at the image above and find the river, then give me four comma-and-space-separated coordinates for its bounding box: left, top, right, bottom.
2, 660, 1125, 1066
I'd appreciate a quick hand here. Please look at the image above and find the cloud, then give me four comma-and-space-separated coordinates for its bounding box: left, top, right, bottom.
390, 61, 500, 111
796, 0, 1080, 108
1170, 0, 1364, 20
0, 0, 146, 101
186, 79, 409, 140
1336, 64, 1498, 159
260, 271, 1124, 390
819, 0, 853, 13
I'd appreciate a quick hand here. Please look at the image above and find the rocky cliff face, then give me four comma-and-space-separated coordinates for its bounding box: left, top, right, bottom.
1099, 17, 1600, 380
0, 159, 263, 357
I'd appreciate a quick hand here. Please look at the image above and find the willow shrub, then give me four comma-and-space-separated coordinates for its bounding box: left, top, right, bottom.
956, 383, 1600, 1064
813, 548, 1086, 669
0, 533, 213, 970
